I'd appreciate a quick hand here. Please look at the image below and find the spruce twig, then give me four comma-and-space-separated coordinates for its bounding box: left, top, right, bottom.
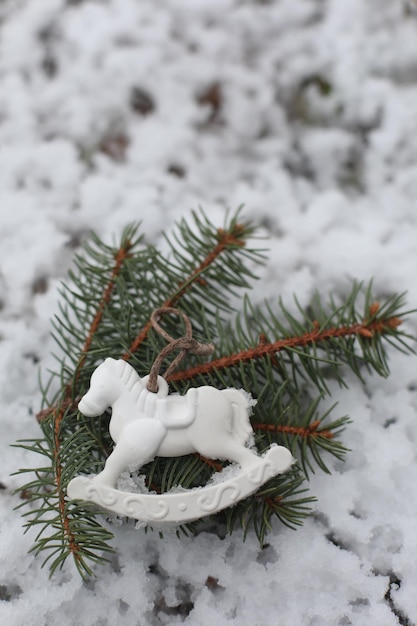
168, 310, 403, 383
14, 210, 415, 579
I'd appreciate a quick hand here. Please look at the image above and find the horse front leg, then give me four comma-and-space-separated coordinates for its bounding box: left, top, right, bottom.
93, 418, 167, 488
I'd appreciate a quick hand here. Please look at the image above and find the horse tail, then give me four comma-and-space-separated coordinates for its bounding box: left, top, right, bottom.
220, 389, 254, 446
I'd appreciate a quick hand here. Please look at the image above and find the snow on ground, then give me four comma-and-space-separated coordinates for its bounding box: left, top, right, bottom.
1, 0, 417, 624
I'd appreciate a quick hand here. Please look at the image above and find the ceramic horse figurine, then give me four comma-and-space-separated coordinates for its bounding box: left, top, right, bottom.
77, 357, 266, 488
68, 308, 294, 522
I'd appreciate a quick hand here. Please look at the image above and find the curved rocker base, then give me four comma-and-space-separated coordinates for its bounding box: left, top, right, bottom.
67, 445, 294, 524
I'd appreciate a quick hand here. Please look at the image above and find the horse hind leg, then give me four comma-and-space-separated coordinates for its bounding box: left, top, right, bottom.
210, 437, 260, 472
93, 418, 166, 488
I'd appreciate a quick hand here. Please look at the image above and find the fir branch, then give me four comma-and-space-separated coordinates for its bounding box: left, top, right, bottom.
122, 211, 261, 359
225, 468, 314, 544
167, 305, 405, 384
253, 419, 334, 440
37, 227, 137, 422
53, 403, 79, 562
77, 234, 135, 371
20, 232, 137, 577
14, 210, 416, 578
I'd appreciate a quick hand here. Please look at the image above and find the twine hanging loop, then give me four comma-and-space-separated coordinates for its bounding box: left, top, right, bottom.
147, 307, 214, 393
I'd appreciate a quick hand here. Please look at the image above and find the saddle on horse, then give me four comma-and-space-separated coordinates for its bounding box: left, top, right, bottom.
154, 387, 198, 430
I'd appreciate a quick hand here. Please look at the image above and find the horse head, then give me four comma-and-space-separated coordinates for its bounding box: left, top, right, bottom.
78, 357, 131, 417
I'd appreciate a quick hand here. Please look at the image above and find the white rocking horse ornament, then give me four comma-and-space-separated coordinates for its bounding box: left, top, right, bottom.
67, 308, 294, 523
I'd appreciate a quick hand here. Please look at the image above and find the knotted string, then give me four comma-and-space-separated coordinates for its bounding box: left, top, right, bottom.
147, 307, 214, 393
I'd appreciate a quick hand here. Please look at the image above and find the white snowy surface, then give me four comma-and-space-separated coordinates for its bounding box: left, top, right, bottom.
1, 0, 417, 624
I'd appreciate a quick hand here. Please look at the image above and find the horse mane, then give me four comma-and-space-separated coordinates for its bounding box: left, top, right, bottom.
104, 358, 145, 405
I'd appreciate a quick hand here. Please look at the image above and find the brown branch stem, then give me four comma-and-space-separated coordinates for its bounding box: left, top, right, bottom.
53, 391, 79, 560
77, 242, 133, 372
167, 314, 402, 383
46, 239, 133, 559
196, 454, 224, 472
37, 240, 133, 423
253, 419, 334, 440
122, 225, 246, 359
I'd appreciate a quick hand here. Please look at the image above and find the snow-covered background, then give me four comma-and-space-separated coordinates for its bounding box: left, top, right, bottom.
1, 0, 417, 624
